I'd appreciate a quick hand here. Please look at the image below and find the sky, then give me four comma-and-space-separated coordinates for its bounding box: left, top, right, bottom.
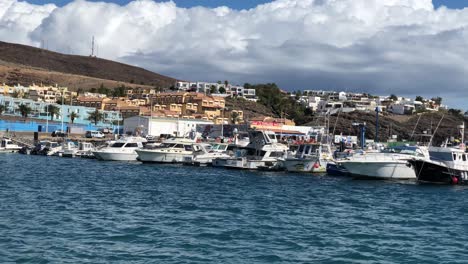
1, 0, 468, 109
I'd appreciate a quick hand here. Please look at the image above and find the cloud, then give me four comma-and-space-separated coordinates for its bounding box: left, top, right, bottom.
1, 0, 468, 108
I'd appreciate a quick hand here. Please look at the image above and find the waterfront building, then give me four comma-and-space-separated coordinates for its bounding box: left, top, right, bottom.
123, 116, 213, 137
0, 95, 121, 126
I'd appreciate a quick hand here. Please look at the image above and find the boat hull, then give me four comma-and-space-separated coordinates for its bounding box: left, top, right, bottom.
341, 161, 416, 180
136, 150, 191, 163
284, 158, 327, 173
409, 159, 468, 184
93, 151, 138, 161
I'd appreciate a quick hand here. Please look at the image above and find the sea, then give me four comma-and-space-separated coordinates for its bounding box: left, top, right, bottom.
1, 153, 467, 263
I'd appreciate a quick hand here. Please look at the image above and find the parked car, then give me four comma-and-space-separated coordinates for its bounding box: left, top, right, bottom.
85, 130, 105, 138
98, 128, 113, 134
51, 130, 67, 137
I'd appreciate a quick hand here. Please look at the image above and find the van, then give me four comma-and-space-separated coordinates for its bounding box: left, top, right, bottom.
85, 130, 105, 138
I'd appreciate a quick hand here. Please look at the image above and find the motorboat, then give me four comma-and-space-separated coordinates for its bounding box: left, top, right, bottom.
93, 137, 146, 161
283, 143, 333, 173
0, 138, 22, 153
339, 146, 429, 180
409, 135, 468, 185
212, 130, 288, 170
135, 137, 196, 163
77, 142, 96, 158
183, 143, 231, 166
61, 142, 79, 158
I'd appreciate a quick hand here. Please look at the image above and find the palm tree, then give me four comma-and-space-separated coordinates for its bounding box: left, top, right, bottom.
68, 111, 79, 124
87, 109, 104, 125
0, 105, 5, 115
46, 105, 60, 121
18, 104, 32, 118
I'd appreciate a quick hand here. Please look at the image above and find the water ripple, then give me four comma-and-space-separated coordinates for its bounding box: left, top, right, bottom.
1, 154, 467, 263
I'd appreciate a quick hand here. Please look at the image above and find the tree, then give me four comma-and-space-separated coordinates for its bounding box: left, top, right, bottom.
432, 96, 442, 106
230, 111, 241, 124
219, 86, 226, 94
0, 104, 5, 115
68, 111, 79, 124
224, 80, 229, 87
46, 105, 60, 121
87, 109, 104, 125
389, 94, 398, 101
415, 96, 424, 102
210, 85, 217, 94
18, 104, 31, 118
243, 83, 252, 89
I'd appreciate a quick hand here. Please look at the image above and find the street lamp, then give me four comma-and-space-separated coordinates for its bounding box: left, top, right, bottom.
46, 104, 49, 133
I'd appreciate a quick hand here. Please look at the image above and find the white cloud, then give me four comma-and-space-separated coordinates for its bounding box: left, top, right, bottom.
0, 0, 468, 108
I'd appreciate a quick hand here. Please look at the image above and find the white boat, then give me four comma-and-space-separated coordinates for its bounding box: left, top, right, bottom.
213, 130, 288, 170
93, 137, 146, 161
339, 146, 429, 180
136, 137, 196, 163
77, 142, 96, 158
0, 138, 22, 153
183, 143, 231, 166
62, 142, 79, 157
283, 143, 333, 173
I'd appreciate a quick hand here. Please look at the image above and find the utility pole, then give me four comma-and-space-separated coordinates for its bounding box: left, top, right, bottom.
91, 36, 95, 57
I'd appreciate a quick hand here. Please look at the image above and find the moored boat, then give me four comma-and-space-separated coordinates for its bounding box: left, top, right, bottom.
0, 138, 22, 153
339, 146, 429, 180
93, 137, 146, 161
409, 146, 468, 184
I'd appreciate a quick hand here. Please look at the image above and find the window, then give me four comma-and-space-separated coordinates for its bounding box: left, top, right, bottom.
462, 155, 466, 161
184, 145, 193, 151
125, 143, 139, 148
111, 143, 125, 148
453, 153, 457, 160
174, 144, 184, 149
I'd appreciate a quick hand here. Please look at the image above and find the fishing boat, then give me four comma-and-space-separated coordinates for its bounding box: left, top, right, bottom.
0, 138, 22, 153
212, 130, 288, 170
61, 142, 79, 158
409, 145, 468, 184
93, 137, 146, 161
283, 143, 333, 173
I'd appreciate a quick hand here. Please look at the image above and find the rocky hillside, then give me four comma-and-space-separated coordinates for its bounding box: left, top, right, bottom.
306, 111, 467, 145
0, 41, 176, 89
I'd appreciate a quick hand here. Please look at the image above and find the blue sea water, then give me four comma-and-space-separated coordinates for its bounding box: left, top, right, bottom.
1, 154, 467, 263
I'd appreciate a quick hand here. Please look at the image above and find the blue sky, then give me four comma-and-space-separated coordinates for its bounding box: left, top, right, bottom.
26, 0, 468, 9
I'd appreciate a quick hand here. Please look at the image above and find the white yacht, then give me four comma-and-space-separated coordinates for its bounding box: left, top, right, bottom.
93, 137, 146, 161
183, 143, 231, 166
136, 137, 196, 163
212, 130, 288, 170
339, 146, 429, 180
0, 138, 22, 153
283, 143, 333, 173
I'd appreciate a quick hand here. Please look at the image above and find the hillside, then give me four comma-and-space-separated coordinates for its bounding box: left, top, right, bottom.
225, 97, 275, 120
0, 41, 176, 89
305, 111, 467, 145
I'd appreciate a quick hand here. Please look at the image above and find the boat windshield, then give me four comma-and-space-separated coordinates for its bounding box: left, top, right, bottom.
111, 142, 125, 148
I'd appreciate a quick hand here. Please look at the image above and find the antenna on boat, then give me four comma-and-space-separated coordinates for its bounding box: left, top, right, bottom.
410, 114, 422, 140
428, 114, 445, 147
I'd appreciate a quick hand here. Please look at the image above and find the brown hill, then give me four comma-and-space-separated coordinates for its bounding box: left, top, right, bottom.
0, 41, 176, 89
306, 111, 467, 145
225, 97, 275, 121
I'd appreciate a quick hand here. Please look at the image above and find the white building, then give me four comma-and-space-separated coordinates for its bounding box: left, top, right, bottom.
308, 96, 321, 111
124, 116, 213, 137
